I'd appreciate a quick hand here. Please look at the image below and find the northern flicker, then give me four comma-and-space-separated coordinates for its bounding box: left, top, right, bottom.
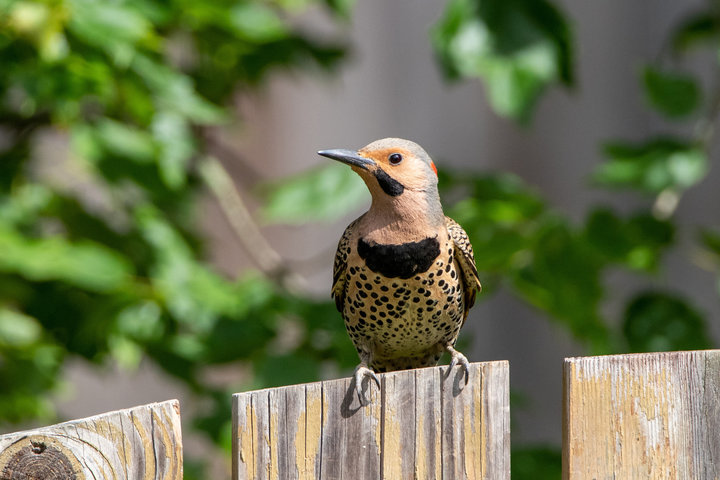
318, 138, 482, 403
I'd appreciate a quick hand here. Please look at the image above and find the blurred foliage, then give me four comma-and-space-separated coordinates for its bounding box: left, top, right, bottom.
623, 291, 711, 353
512, 446, 563, 480
0, 0, 355, 469
595, 138, 707, 195
1, 0, 720, 478
261, 165, 368, 224
432, 0, 573, 122
642, 66, 701, 118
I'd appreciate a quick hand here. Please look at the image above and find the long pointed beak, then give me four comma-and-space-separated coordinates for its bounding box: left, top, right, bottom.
318, 149, 375, 170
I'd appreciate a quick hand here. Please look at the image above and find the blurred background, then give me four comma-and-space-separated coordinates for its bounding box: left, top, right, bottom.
1, 0, 719, 477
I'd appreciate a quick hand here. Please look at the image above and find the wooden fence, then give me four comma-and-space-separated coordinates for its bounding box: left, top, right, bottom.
0, 399, 182, 479
563, 349, 720, 479
232, 361, 509, 480
0, 350, 718, 479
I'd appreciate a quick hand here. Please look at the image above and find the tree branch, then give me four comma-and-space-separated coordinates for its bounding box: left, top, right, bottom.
197, 156, 308, 294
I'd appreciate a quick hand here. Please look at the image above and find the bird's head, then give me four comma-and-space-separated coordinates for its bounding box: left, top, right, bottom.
318, 138, 439, 199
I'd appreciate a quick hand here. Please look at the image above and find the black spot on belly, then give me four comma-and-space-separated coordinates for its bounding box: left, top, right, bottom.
357, 236, 440, 279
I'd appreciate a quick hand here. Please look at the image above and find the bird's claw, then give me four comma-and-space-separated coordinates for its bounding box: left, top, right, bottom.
353, 364, 380, 405
446, 346, 471, 385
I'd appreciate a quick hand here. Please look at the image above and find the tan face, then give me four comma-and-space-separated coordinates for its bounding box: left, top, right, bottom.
318, 138, 440, 199
318, 138, 446, 231
355, 145, 438, 193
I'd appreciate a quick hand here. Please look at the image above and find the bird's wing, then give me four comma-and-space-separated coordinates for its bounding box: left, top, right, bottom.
446, 217, 482, 322
331, 218, 360, 313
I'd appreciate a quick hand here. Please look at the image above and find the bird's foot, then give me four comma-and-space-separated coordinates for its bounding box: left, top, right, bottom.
353, 363, 380, 405
445, 344, 470, 385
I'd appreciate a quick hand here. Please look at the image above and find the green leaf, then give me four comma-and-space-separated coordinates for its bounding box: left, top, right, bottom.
595, 138, 708, 194
512, 446, 562, 480
0, 341, 62, 422
261, 165, 369, 224
70, 124, 103, 163
94, 119, 156, 162
323, 0, 355, 18
116, 301, 163, 342
700, 228, 720, 256
432, 0, 573, 122
0, 228, 133, 292
671, 12, 720, 51
136, 207, 272, 330
584, 208, 674, 271
623, 291, 710, 352
6, 2, 52, 35
152, 111, 195, 189
444, 171, 548, 274
0, 183, 53, 226
0, 308, 42, 347
229, 4, 288, 42
6, 2, 68, 61
203, 307, 276, 363
512, 222, 611, 353
108, 334, 143, 370
67, 0, 154, 65
642, 66, 700, 118
132, 55, 226, 124
700, 229, 720, 291
254, 353, 319, 388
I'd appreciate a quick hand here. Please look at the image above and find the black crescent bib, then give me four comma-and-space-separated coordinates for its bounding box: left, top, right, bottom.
357, 236, 440, 279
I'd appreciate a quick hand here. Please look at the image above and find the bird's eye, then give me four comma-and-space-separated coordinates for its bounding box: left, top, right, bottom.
388, 153, 403, 165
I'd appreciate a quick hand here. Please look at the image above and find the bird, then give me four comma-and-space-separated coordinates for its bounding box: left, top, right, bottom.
318, 138, 482, 404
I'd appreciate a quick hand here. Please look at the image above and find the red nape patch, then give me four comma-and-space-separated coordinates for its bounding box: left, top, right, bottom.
430, 161, 438, 176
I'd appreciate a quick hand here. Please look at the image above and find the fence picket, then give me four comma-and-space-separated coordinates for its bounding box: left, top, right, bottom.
0, 399, 182, 480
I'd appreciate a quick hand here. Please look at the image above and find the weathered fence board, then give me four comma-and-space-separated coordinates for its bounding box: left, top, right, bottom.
0, 399, 182, 480
563, 350, 720, 479
232, 360, 510, 480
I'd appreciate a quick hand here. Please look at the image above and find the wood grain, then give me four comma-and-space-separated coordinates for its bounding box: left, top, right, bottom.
563, 350, 720, 479
0, 399, 182, 480
232, 361, 509, 480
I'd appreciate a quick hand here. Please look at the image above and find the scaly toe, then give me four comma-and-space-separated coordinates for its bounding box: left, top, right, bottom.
353, 364, 380, 405
446, 345, 471, 385
458, 355, 470, 385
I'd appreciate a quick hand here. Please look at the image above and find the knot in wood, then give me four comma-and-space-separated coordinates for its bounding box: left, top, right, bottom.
0, 436, 80, 480
30, 441, 45, 454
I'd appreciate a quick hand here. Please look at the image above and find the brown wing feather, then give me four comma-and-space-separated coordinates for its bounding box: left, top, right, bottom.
331, 218, 360, 313
446, 217, 481, 324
